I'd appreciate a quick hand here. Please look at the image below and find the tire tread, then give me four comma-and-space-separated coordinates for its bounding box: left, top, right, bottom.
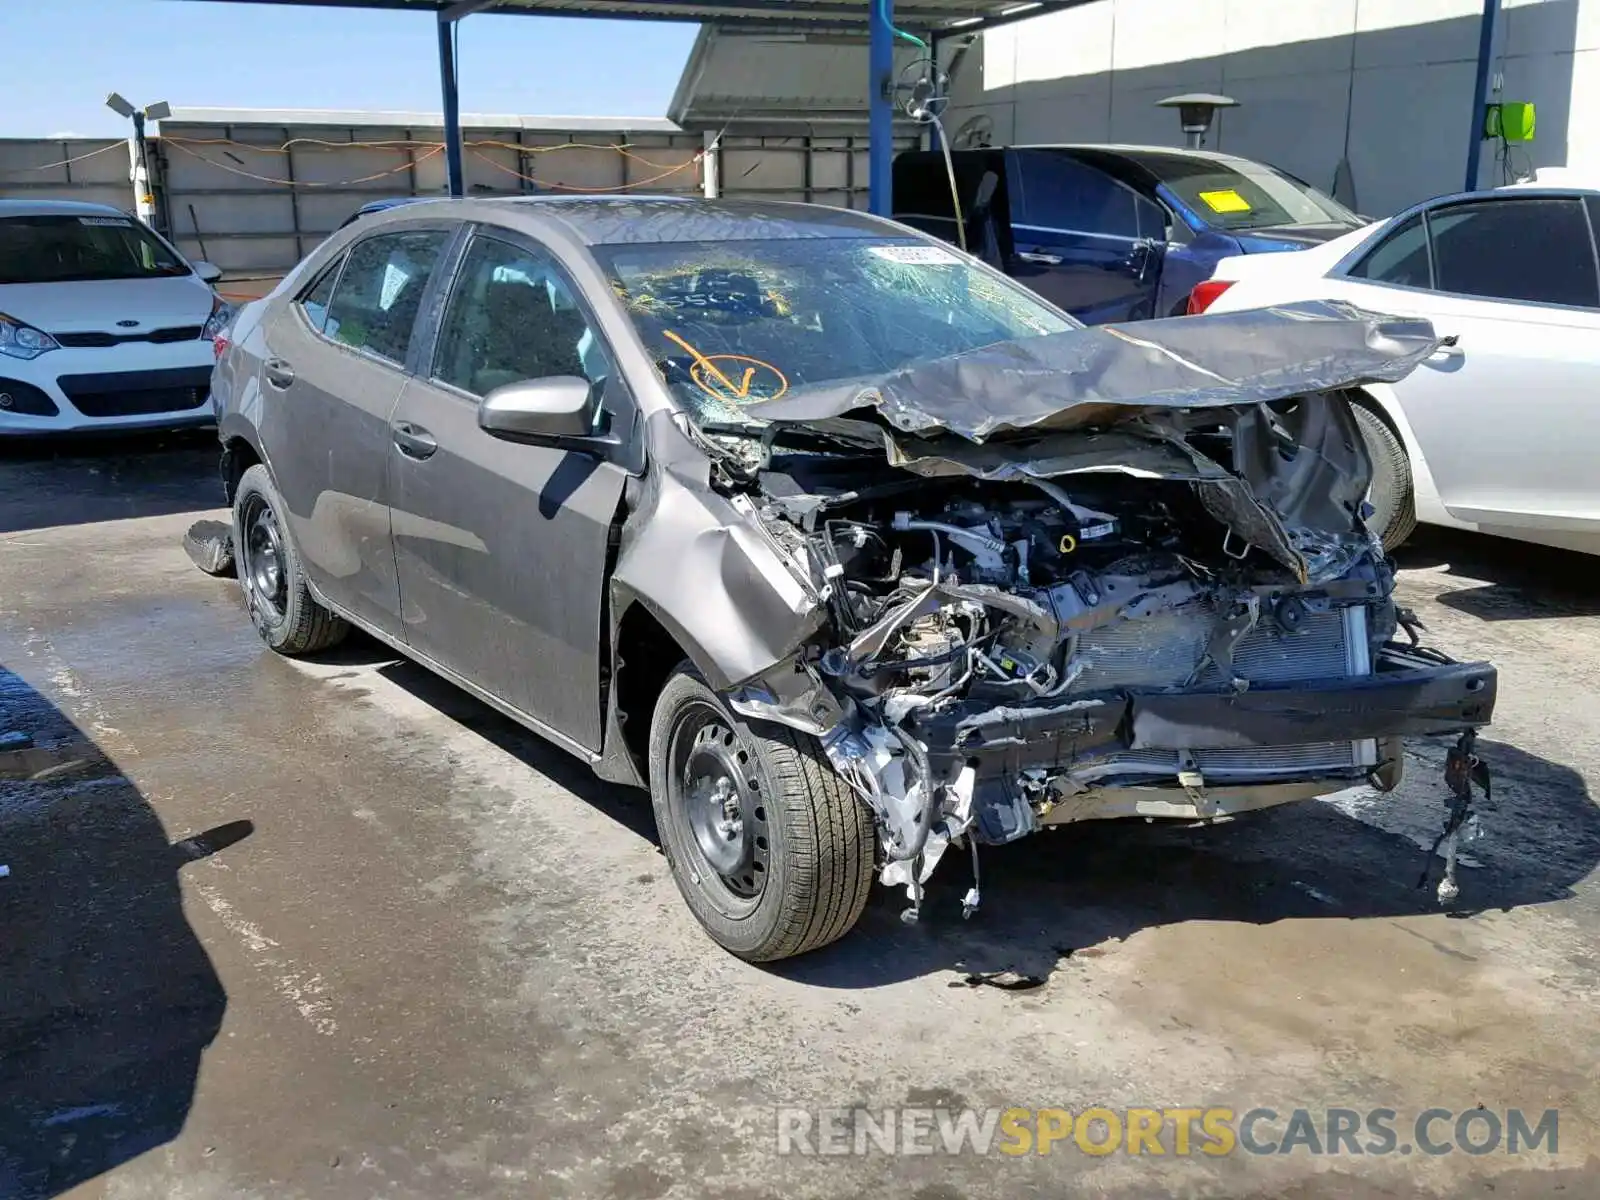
1351, 399, 1418, 552
234, 464, 349, 656
649, 667, 874, 962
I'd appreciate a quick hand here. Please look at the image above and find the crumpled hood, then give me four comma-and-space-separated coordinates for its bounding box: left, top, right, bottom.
745, 300, 1441, 444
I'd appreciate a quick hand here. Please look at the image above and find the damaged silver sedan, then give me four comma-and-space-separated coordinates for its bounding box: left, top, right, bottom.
211, 197, 1496, 961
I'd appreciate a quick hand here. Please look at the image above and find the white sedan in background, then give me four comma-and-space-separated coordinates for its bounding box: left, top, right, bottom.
1192, 184, 1600, 556
0, 199, 231, 436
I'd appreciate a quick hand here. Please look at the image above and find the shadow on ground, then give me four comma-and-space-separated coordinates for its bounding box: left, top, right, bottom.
0, 430, 220, 535
0, 665, 247, 1198
306, 629, 1597, 993
1396, 527, 1600, 621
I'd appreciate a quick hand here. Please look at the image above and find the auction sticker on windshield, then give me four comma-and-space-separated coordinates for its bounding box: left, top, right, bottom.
1197, 189, 1252, 214
867, 244, 961, 265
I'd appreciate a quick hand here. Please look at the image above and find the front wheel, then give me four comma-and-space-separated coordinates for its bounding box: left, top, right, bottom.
648, 666, 875, 962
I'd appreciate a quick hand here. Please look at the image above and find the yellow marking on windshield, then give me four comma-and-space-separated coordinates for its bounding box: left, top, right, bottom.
1198, 188, 1252, 214
662, 328, 790, 403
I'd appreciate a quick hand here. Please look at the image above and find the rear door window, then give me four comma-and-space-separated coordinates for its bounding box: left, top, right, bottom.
1013, 151, 1139, 239
321, 229, 451, 364
1427, 198, 1598, 308
1347, 213, 1432, 288
296, 256, 344, 333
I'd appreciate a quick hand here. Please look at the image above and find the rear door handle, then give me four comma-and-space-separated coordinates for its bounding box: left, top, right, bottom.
392, 422, 438, 460
1016, 250, 1063, 265
1122, 237, 1158, 278
263, 359, 295, 389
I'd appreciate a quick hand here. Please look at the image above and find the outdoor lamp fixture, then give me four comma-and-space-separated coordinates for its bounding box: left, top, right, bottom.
105, 93, 171, 225
1157, 94, 1239, 149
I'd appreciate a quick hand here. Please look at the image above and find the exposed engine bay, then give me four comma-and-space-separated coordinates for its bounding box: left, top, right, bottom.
716, 391, 1497, 918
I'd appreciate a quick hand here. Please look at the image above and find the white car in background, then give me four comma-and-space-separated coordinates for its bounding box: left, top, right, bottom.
1192, 184, 1600, 556
0, 198, 231, 436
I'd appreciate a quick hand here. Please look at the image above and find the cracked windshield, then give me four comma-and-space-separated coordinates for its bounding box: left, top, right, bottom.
595, 237, 1075, 435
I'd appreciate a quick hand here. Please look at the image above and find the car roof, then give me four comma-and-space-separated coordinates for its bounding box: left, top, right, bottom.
356, 196, 441, 214
0, 197, 134, 219
356, 194, 905, 247
1012, 143, 1254, 165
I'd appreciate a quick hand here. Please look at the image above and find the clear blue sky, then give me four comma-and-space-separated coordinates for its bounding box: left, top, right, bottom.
4, 0, 701, 136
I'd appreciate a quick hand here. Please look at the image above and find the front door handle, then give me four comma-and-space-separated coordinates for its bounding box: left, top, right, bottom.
1016, 250, 1063, 266
263, 358, 295, 389
1431, 334, 1463, 359
392, 422, 438, 460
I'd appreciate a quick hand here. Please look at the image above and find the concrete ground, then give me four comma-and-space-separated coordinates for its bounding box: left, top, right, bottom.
1, 433, 1597, 1200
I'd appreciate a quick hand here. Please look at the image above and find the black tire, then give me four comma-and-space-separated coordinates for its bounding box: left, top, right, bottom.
648, 666, 875, 962
231, 463, 348, 655
1351, 400, 1418, 553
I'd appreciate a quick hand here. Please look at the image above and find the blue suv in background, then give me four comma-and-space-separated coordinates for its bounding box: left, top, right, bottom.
894, 144, 1365, 323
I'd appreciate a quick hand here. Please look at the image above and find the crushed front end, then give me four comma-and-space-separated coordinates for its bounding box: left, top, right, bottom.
706, 305, 1498, 916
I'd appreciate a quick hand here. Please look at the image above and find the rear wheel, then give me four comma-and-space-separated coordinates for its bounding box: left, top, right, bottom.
648, 666, 875, 962
232, 463, 348, 655
1351, 400, 1417, 553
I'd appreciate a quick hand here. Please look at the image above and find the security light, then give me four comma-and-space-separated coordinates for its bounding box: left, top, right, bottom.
104, 92, 136, 119
145, 101, 172, 122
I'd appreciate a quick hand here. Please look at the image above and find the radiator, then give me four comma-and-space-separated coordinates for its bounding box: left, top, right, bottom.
1066, 602, 1377, 784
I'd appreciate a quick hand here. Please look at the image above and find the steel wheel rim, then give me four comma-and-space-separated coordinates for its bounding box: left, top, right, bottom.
668, 700, 769, 903
240, 493, 288, 624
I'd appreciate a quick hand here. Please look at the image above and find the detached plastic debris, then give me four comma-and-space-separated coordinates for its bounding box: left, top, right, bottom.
1418, 728, 1492, 904
184, 519, 236, 577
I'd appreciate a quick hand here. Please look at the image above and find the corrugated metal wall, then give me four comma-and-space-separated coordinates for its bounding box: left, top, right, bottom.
0, 137, 134, 211
3, 120, 898, 299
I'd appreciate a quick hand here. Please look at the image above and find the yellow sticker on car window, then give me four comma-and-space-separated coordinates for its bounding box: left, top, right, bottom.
1198, 188, 1252, 214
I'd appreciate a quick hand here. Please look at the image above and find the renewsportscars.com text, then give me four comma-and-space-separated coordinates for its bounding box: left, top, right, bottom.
775, 1106, 1560, 1158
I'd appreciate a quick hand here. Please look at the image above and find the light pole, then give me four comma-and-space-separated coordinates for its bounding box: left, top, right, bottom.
105, 93, 170, 227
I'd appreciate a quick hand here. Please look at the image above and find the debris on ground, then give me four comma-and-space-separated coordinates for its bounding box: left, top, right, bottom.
183, 520, 236, 577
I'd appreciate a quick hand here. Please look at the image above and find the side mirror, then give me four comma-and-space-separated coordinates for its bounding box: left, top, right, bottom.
192, 261, 223, 284
479, 375, 599, 447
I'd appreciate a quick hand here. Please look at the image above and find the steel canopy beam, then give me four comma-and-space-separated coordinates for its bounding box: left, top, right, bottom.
1464, 0, 1502, 191
868, 0, 893, 214
437, 15, 465, 194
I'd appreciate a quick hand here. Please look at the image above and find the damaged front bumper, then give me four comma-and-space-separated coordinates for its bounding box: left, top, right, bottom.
916, 648, 1494, 785
796, 641, 1497, 919
904, 645, 1494, 832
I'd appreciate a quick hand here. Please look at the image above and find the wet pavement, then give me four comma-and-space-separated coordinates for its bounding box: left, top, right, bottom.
1, 433, 1597, 1199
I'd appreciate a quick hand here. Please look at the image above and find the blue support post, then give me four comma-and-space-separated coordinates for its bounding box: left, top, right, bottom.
438, 16, 465, 197
868, 0, 894, 214
1464, 0, 1502, 191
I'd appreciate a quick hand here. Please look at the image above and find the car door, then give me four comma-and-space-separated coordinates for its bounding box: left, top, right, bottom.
257, 224, 456, 635
1006, 149, 1166, 324
387, 228, 633, 751
1334, 194, 1600, 533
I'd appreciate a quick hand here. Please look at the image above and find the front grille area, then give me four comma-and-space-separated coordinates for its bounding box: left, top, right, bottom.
70, 387, 208, 417
54, 325, 204, 348
57, 367, 213, 419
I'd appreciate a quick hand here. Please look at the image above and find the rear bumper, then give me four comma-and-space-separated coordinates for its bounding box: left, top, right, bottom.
910, 647, 1497, 779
